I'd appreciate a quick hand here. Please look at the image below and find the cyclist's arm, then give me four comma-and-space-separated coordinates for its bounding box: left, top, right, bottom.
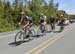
19, 17, 24, 24
39, 18, 41, 24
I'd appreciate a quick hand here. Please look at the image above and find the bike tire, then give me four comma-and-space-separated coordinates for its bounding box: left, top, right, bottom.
30, 29, 35, 36
29, 31, 34, 40
37, 28, 42, 36
15, 31, 23, 44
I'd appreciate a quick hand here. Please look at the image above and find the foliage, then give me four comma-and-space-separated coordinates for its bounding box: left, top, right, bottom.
0, 0, 72, 32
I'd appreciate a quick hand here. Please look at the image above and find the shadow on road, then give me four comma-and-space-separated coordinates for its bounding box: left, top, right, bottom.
9, 30, 62, 47
9, 40, 30, 47
46, 31, 52, 33
46, 30, 62, 33
9, 35, 42, 47
33, 35, 43, 38
53, 30, 62, 33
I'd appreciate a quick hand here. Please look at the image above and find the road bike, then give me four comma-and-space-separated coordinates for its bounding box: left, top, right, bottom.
37, 25, 47, 36
15, 27, 35, 43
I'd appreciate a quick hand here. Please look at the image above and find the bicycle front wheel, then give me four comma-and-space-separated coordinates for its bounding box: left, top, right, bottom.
15, 31, 24, 43
37, 28, 43, 36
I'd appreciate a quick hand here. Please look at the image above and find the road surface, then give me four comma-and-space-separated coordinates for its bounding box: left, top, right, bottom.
0, 23, 75, 54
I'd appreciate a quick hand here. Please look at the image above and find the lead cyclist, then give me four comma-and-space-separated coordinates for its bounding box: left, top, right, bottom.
18, 11, 33, 34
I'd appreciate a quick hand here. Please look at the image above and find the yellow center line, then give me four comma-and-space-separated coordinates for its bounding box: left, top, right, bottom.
33, 28, 71, 54
26, 34, 61, 54
26, 27, 71, 54
33, 34, 63, 54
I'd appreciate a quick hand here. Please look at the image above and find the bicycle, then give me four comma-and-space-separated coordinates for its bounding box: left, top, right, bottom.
37, 25, 47, 36
59, 24, 64, 32
50, 23, 55, 31
15, 27, 35, 44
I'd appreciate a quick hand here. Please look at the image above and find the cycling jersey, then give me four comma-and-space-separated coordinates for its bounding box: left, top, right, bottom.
59, 15, 65, 26
50, 17, 55, 23
40, 15, 47, 23
26, 16, 33, 26
60, 15, 65, 21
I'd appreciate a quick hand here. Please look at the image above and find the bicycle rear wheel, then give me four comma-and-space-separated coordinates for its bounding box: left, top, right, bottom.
29, 31, 34, 40
30, 29, 35, 36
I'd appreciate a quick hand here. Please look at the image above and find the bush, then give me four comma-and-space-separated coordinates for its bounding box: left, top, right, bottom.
0, 18, 16, 32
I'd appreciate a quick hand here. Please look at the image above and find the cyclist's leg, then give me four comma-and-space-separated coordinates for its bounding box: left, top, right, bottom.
43, 21, 47, 31
29, 23, 33, 31
41, 23, 44, 33
53, 23, 55, 30
50, 23, 53, 30
25, 25, 28, 31
40, 21, 46, 33
26, 25, 30, 32
60, 20, 64, 31
42, 22, 46, 30
52, 23, 54, 30
40, 23, 43, 30
43, 21, 47, 35
24, 24, 30, 36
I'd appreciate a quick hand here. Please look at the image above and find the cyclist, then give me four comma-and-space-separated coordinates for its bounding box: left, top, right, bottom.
59, 14, 65, 31
49, 15, 55, 31
18, 11, 33, 33
39, 14, 47, 32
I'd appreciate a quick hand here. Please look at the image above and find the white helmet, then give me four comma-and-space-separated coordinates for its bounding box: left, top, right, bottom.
40, 13, 44, 16
20, 12, 25, 15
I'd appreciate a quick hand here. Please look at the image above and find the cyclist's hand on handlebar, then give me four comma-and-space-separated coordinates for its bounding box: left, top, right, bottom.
18, 22, 21, 27
18, 22, 21, 25
16, 22, 21, 29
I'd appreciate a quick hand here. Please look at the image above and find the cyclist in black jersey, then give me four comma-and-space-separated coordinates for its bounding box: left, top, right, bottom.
39, 14, 47, 33
39, 14, 47, 26
49, 16, 56, 31
18, 12, 33, 32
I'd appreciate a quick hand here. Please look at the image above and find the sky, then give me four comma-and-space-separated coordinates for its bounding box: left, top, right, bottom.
8, 0, 75, 14
49, 0, 75, 14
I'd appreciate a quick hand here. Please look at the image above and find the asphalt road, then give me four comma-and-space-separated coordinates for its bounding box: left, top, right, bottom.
0, 23, 75, 54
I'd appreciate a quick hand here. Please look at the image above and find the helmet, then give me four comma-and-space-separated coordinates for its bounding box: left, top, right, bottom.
60, 14, 64, 17
40, 13, 44, 16
20, 12, 25, 15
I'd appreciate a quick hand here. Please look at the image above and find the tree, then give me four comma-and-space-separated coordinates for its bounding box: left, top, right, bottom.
0, 0, 71, 32
24, 0, 27, 7
55, 2, 59, 12
0, 0, 3, 17
13, 0, 18, 8
48, 0, 55, 15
